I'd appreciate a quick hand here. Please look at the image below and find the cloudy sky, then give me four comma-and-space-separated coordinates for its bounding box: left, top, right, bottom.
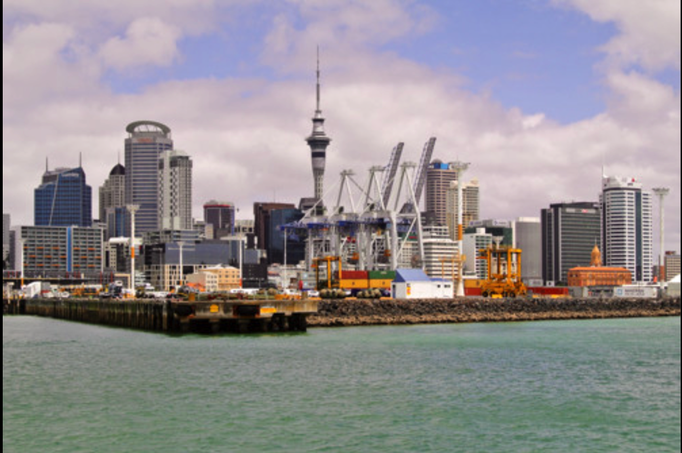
3, 0, 680, 255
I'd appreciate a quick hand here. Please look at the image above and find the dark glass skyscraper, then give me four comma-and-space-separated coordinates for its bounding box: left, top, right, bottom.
269, 208, 305, 265
541, 201, 601, 285
124, 121, 173, 236
253, 202, 296, 261
34, 166, 92, 227
204, 201, 235, 239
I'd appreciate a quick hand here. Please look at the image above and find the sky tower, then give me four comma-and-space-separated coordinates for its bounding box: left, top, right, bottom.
306, 48, 331, 208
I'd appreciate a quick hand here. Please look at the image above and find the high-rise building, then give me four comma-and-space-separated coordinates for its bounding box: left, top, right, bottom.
3, 214, 10, 262
268, 208, 305, 265
254, 202, 296, 263
664, 252, 680, 282
513, 217, 542, 285
99, 164, 125, 220
99, 163, 126, 239
446, 178, 479, 239
18, 225, 103, 279
103, 207, 127, 240
426, 160, 457, 226
158, 149, 192, 231
541, 202, 601, 285
204, 201, 235, 239
305, 53, 331, 207
463, 228, 493, 279
124, 121, 173, 236
421, 226, 459, 281
34, 165, 92, 227
601, 175, 653, 282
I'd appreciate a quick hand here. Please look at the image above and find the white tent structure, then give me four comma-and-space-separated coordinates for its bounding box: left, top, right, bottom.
667, 274, 680, 297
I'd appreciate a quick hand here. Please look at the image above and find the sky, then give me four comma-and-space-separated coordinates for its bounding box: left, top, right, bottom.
3, 0, 680, 256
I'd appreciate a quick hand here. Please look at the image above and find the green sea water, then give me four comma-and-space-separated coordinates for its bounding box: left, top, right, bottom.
3, 316, 680, 453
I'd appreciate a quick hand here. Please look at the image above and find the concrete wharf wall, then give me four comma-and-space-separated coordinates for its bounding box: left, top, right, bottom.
4, 298, 318, 334
5, 296, 679, 331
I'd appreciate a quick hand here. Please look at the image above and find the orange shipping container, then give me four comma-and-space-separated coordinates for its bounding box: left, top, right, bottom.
464, 279, 483, 288
368, 279, 392, 289
339, 279, 369, 289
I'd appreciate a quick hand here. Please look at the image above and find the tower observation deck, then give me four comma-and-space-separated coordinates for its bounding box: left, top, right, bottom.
306, 50, 331, 209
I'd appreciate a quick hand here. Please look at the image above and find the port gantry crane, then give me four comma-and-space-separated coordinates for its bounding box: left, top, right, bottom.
282, 138, 437, 276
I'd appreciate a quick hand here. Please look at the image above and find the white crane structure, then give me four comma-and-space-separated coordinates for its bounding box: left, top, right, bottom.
283, 138, 437, 274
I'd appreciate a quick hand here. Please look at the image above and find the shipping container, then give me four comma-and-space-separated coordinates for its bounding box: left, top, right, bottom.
526, 286, 569, 296
464, 279, 482, 288
339, 270, 369, 280
368, 270, 396, 280
339, 279, 369, 289
464, 287, 482, 296
368, 279, 392, 289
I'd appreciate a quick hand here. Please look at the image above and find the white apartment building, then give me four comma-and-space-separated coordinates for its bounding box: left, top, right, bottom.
601, 175, 653, 282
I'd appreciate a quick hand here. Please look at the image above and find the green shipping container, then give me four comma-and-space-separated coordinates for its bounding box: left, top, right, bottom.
368, 270, 396, 280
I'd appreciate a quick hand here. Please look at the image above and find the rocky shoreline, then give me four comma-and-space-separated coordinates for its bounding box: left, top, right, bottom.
307, 297, 681, 327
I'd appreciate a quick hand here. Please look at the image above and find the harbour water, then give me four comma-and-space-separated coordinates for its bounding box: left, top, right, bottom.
3, 316, 680, 452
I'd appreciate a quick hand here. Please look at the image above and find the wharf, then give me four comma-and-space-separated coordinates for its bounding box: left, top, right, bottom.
4, 298, 318, 334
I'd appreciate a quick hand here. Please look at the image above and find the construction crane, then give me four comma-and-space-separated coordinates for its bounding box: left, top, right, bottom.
413, 137, 436, 207
477, 244, 527, 298
381, 142, 403, 208
400, 137, 435, 214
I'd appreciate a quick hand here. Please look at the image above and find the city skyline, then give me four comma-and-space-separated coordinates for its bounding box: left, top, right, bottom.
3, 0, 680, 256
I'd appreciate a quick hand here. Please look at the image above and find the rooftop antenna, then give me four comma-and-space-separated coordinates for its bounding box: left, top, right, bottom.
79, 152, 82, 168
45, 156, 48, 173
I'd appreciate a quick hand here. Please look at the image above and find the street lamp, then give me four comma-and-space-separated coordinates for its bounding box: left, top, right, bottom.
652, 187, 669, 282
449, 161, 470, 297
177, 240, 185, 287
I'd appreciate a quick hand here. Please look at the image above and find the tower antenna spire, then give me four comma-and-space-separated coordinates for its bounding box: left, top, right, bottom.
316, 45, 321, 114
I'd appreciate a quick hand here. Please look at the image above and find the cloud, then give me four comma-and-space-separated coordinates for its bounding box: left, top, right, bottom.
261, 0, 438, 73
605, 70, 681, 126
2, 0, 680, 254
554, 0, 681, 71
3, 22, 102, 116
99, 17, 182, 70
3, 0, 221, 38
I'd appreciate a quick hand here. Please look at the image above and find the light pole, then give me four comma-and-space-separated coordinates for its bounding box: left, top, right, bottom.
126, 204, 139, 293
283, 225, 288, 290
449, 161, 470, 297
652, 187, 669, 282
177, 240, 185, 288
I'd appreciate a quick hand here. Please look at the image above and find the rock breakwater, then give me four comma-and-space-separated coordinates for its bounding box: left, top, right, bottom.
307, 297, 681, 327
